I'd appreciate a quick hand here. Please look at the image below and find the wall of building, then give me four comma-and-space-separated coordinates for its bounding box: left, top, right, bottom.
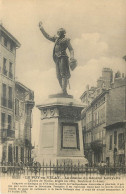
80, 68, 126, 167
14, 83, 34, 164
106, 81, 126, 126
0, 25, 34, 165
0, 29, 16, 148
81, 92, 107, 165
106, 126, 125, 166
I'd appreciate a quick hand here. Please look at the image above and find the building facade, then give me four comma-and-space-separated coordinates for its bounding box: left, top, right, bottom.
14, 82, 34, 164
105, 76, 126, 167
0, 24, 34, 165
0, 24, 20, 164
81, 68, 126, 167
81, 90, 107, 166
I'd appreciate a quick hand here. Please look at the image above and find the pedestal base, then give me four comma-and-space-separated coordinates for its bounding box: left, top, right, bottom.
36, 95, 88, 167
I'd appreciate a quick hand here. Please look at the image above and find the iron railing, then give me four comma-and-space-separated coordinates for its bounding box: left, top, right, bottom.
86, 121, 93, 130
1, 129, 15, 140
0, 162, 126, 177
2, 68, 7, 76
8, 99, 13, 109
9, 71, 13, 79
7, 129, 15, 138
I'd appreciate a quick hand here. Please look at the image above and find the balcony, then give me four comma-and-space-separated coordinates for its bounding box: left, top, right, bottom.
9, 71, 13, 79
93, 119, 105, 128
1, 129, 15, 141
1, 97, 7, 107
93, 120, 98, 127
8, 99, 13, 109
1, 129, 7, 139
86, 121, 93, 130
2, 68, 7, 76
25, 139, 32, 148
7, 129, 15, 138
91, 140, 105, 152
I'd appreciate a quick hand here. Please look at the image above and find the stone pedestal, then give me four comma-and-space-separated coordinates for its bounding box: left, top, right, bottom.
36, 94, 87, 165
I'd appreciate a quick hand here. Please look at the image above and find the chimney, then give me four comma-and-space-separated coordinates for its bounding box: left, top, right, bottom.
102, 68, 113, 89
114, 71, 126, 87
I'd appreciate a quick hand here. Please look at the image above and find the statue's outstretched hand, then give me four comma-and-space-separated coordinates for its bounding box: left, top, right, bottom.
39, 21, 43, 29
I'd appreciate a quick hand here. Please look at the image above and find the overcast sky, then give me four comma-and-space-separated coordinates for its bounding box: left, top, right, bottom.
0, 0, 126, 145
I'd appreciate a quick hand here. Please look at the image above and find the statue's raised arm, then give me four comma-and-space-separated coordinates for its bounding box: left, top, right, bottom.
39, 21, 56, 42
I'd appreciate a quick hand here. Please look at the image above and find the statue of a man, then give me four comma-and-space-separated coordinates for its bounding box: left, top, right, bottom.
39, 21, 76, 94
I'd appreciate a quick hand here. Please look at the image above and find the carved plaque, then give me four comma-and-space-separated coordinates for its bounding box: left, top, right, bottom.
62, 124, 78, 148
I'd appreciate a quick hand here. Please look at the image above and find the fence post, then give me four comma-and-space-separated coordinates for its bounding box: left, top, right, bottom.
50, 160, 51, 176
46, 163, 47, 176
31, 164, 34, 175
43, 160, 44, 176
38, 165, 41, 176
13, 166, 15, 175
57, 160, 58, 174
64, 161, 65, 177
78, 161, 80, 177
27, 166, 28, 175
60, 163, 62, 177
90, 166, 91, 174
53, 163, 54, 175
71, 162, 72, 178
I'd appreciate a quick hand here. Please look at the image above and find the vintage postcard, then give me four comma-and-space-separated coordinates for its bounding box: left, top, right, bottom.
0, 0, 126, 193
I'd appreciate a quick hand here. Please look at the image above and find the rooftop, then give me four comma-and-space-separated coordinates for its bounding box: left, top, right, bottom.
80, 86, 97, 100
15, 81, 33, 93
0, 24, 21, 48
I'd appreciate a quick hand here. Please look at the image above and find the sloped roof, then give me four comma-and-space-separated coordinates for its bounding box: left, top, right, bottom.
0, 24, 21, 48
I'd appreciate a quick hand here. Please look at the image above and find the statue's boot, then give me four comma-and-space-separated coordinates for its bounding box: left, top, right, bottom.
62, 78, 68, 94
58, 78, 62, 88
58, 78, 63, 93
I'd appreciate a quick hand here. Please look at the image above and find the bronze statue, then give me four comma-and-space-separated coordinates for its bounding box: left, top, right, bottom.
39, 21, 77, 95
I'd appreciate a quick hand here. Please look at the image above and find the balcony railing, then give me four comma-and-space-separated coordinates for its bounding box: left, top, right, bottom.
7, 130, 15, 138
1, 129, 15, 139
1, 98, 13, 109
8, 99, 13, 109
1, 97, 7, 107
9, 71, 13, 79
93, 119, 100, 127
86, 121, 93, 130
91, 140, 103, 152
1, 129, 7, 139
1, 129, 15, 142
2, 68, 7, 76
25, 139, 32, 148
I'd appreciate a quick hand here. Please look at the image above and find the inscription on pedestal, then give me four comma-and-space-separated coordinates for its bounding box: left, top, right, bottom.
61, 123, 79, 149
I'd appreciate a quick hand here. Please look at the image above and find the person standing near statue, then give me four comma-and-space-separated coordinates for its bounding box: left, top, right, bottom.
39, 21, 77, 95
